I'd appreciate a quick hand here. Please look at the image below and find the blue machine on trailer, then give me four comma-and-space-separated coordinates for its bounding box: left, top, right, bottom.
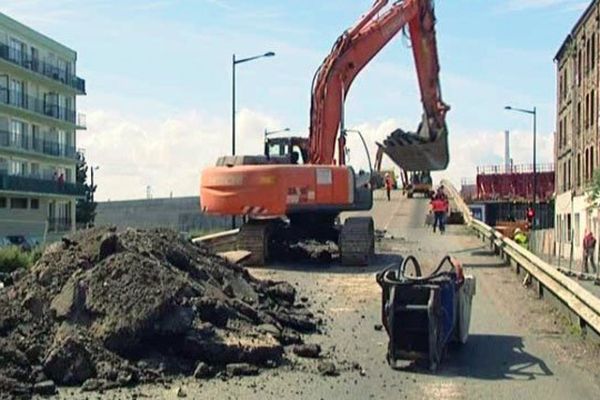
376, 255, 476, 371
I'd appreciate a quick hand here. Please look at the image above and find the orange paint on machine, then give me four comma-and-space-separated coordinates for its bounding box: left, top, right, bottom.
201, 165, 353, 217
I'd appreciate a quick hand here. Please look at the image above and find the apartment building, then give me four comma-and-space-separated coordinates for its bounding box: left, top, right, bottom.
554, 0, 600, 259
0, 12, 86, 242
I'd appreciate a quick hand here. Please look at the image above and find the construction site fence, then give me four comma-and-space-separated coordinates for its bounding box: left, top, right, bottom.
442, 179, 600, 338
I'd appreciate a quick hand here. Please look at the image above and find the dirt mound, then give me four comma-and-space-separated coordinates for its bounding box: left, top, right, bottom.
0, 228, 319, 399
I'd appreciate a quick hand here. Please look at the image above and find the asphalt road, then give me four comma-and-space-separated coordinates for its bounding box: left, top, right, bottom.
57, 191, 600, 400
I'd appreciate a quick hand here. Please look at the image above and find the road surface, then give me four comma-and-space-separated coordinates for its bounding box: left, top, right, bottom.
57, 191, 600, 400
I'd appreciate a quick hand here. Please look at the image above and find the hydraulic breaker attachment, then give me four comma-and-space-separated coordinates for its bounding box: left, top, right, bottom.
376, 255, 475, 371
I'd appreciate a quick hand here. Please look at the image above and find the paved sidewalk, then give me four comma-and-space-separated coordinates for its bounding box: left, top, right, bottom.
537, 253, 600, 298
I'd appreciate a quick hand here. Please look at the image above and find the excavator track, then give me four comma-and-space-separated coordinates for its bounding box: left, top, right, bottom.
339, 217, 375, 266
237, 220, 272, 266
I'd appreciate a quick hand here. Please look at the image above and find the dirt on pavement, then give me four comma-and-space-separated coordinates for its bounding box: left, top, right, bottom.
0, 227, 319, 399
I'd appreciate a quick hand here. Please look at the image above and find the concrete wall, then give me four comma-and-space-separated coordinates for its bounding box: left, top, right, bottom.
0, 195, 47, 238
95, 196, 232, 233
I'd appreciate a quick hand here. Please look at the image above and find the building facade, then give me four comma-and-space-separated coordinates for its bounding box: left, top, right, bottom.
0, 13, 86, 243
554, 0, 600, 260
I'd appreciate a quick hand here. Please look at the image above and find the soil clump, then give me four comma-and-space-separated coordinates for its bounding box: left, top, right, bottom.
0, 227, 318, 399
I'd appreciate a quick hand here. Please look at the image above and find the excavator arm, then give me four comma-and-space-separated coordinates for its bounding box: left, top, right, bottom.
309, 0, 449, 170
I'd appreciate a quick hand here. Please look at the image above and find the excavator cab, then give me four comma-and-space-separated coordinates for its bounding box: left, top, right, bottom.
264, 137, 310, 165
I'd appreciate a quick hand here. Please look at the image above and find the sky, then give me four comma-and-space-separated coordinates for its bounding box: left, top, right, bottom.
1, 0, 591, 200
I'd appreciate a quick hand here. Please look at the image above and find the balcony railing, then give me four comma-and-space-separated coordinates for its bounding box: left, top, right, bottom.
0, 43, 85, 93
0, 88, 79, 125
0, 130, 77, 159
0, 172, 85, 196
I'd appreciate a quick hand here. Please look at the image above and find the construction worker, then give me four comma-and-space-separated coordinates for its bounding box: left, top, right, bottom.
430, 195, 446, 234
583, 229, 597, 274
436, 185, 447, 200
513, 228, 528, 249
384, 173, 393, 201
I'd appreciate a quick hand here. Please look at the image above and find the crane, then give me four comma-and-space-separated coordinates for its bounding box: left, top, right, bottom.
200, 0, 449, 265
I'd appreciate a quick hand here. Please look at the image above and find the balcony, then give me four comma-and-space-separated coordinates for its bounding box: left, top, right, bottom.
0, 89, 84, 127
0, 43, 85, 94
0, 130, 77, 159
0, 172, 85, 197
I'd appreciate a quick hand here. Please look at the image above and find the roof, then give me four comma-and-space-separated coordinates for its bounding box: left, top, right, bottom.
0, 12, 77, 60
554, 0, 598, 62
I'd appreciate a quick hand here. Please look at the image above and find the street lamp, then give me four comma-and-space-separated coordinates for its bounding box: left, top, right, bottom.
232, 51, 275, 157
343, 129, 373, 176
90, 166, 99, 203
231, 51, 275, 229
505, 105, 537, 228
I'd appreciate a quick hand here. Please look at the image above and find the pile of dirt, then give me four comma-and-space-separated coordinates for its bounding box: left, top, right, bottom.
0, 227, 319, 399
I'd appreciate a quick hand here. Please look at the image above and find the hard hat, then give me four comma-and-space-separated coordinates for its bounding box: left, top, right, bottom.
385, 172, 390, 177
514, 228, 522, 234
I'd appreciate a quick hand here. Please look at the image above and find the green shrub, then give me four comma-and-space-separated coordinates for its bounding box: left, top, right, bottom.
0, 246, 37, 273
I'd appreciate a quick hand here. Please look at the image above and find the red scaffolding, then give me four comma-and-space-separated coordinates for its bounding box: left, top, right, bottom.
475, 164, 554, 202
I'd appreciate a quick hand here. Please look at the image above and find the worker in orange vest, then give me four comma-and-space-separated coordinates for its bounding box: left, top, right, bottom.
430, 194, 447, 234
384, 173, 393, 202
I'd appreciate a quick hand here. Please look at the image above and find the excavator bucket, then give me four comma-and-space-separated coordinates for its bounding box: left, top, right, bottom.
377, 118, 449, 172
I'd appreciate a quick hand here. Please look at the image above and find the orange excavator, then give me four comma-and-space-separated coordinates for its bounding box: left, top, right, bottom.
200, 0, 449, 265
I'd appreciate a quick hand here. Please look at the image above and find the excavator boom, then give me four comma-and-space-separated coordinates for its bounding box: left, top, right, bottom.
309, 0, 449, 170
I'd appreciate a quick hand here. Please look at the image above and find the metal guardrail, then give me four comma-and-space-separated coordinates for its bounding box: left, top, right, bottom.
442, 179, 600, 336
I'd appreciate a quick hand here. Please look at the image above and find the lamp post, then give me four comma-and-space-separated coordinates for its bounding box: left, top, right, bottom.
232, 51, 275, 156
505, 105, 537, 225
231, 51, 275, 229
90, 166, 99, 203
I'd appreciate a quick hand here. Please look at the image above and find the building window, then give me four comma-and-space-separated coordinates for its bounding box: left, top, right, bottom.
593, 34, 597, 70
10, 119, 27, 149
592, 146, 595, 178
8, 38, 24, 63
592, 90, 596, 127
568, 159, 572, 188
0, 197, 6, 208
586, 94, 590, 128
578, 153, 582, 186
575, 213, 581, 245
559, 120, 563, 150
578, 49, 582, 85
585, 148, 590, 181
567, 214, 572, 243
30, 198, 39, 209
10, 198, 28, 209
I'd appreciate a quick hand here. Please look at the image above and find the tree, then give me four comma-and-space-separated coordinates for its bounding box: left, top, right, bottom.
75, 152, 97, 227
588, 169, 600, 209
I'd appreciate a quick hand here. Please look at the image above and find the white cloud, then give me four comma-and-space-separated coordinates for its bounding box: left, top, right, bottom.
80, 108, 280, 201
81, 108, 554, 202
435, 128, 554, 189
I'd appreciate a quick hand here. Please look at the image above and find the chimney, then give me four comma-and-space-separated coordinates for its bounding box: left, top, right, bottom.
505, 130, 511, 173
